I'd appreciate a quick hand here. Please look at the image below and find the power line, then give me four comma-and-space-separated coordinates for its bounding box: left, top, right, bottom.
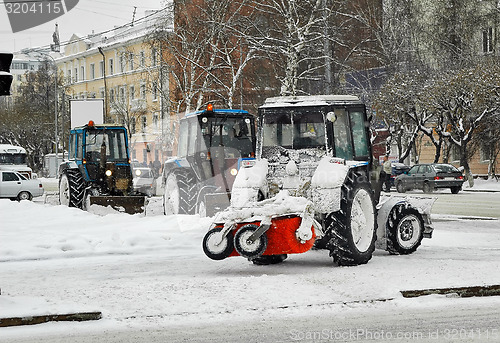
25, 7, 169, 52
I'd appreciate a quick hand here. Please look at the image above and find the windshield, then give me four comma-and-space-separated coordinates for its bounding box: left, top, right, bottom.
0, 153, 27, 165
200, 116, 254, 157
261, 110, 326, 150
85, 129, 128, 162
434, 164, 459, 173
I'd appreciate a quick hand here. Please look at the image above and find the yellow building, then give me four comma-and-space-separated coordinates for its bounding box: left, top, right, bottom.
56, 11, 173, 168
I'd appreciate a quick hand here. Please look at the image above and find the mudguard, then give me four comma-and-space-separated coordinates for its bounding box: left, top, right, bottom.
375, 194, 436, 250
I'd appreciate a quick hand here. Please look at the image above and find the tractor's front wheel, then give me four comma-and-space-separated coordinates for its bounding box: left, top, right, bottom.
163, 172, 196, 215
203, 227, 234, 260
234, 224, 268, 259
386, 205, 424, 255
59, 170, 85, 209
327, 181, 376, 266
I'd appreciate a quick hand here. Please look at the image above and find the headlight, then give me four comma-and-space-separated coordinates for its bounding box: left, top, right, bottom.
135, 169, 142, 176
230, 168, 238, 176
105, 170, 112, 176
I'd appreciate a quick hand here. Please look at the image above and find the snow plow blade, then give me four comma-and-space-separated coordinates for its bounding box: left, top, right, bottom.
205, 192, 231, 217
89, 195, 146, 214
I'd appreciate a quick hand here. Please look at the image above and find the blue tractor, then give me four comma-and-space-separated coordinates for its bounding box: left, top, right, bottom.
58, 121, 146, 214
162, 104, 256, 217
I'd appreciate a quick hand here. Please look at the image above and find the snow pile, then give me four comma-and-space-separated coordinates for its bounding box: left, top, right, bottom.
214, 190, 311, 226
463, 178, 500, 192
0, 200, 211, 262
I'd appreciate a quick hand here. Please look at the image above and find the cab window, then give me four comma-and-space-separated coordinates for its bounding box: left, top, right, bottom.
2, 172, 19, 182
332, 108, 353, 160
350, 111, 369, 158
178, 120, 189, 157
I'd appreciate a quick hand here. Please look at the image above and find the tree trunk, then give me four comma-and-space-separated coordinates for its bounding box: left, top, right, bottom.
460, 145, 474, 187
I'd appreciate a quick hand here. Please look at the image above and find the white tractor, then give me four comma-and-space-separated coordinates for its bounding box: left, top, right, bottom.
203, 95, 435, 266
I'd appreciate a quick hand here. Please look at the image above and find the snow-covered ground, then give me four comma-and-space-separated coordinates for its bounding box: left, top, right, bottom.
463, 178, 500, 191
1, 181, 500, 340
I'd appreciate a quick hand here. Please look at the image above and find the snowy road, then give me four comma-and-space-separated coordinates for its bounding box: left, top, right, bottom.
1, 188, 500, 342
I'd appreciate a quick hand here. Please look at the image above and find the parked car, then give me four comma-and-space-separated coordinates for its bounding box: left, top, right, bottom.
132, 167, 155, 197
395, 163, 464, 194
0, 170, 44, 201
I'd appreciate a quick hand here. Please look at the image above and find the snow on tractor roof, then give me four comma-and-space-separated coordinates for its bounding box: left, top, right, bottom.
260, 95, 362, 108
185, 108, 250, 118
0, 144, 27, 154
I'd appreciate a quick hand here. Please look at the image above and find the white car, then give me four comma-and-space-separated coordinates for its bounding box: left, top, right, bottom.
132, 167, 155, 197
0, 170, 44, 201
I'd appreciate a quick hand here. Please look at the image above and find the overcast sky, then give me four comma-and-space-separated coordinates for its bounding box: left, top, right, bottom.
0, 0, 166, 54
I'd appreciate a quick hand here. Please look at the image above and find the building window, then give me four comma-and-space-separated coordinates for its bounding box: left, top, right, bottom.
131, 120, 136, 134
151, 48, 157, 66
74, 68, 78, 82
100, 90, 105, 99
152, 81, 158, 100
99, 61, 104, 77
153, 113, 159, 128
129, 52, 134, 70
480, 142, 492, 162
109, 58, 114, 75
130, 85, 135, 100
80, 66, 85, 81
110, 88, 115, 103
140, 84, 146, 99
119, 55, 125, 73
140, 51, 145, 67
141, 115, 147, 131
119, 87, 126, 102
132, 149, 136, 159
482, 27, 494, 53
67, 69, 72, 83
90, 63, 95, 79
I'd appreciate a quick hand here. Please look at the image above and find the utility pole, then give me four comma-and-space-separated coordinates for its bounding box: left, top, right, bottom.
98, 47, 108, 122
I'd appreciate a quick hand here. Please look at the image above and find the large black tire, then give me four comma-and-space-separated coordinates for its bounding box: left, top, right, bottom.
163, 171, 196, 215
203, 227, 234, 260
326, 173, 377, 266
386, 205, 424, 255
59, 170, 85, 209
234, 224, 268, 259
451, 186, 461, 194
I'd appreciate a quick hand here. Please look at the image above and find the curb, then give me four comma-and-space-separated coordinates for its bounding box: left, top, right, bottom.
401, 285, 500, 298
0, 311, 102, 328
463, 189, 500, 193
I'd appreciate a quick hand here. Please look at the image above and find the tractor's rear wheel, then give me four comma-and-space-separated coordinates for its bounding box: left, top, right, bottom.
59, 170, 85, 209
327, 177, 376, 266
163, 171, 196, 215
386, 205, 424, 255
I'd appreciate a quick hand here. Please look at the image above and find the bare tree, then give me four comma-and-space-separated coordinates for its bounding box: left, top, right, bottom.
426, 62, 500, 186
0, 60, 64, 172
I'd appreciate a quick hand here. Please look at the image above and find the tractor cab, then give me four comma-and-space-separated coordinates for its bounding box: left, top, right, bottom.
163, 104, 256, 216
259, 95, 371, 164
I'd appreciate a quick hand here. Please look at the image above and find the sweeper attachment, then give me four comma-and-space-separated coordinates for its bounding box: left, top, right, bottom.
202, 95, 435, 266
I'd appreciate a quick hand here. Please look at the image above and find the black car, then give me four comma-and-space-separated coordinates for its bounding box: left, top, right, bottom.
395, 163, 464, 194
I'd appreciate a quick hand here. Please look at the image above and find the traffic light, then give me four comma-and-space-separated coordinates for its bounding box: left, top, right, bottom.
0, 53, 14, 96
